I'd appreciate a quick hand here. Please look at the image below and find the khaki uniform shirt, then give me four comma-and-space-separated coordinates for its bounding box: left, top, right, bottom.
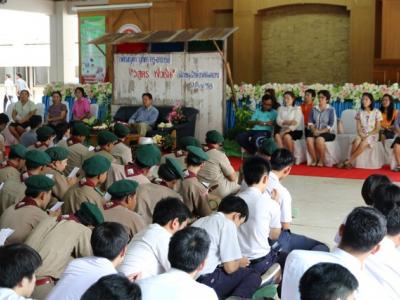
56, 139, 68, 149
111, 141, 133, 165
106, 163, 150, 189
65, 142, 89, 175
197, 148, 240, 199
160, 152, 186, 170
0, 178, 26, 216
62, 182, 105, 214
136, 183, 183, 225
25, 216, 93, 279
85, 149, 116, 164
0, 199, 49, 244
27, 143, 50, 151
0, 164, 20, 183
44, 167, 71, 200
103, 202, 146, 238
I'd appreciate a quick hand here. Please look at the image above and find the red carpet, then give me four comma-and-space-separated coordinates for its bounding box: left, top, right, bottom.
228, 156, 400, 181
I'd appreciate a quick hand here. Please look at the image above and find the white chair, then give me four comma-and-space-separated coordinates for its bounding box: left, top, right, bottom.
35, 103, 45, 119
90, 103, 99, 119
384, 139, 397, 170
337, 109, 358, 162
293, 114, 306, 165
352, 141, 385, 169
5, 102, 15, 120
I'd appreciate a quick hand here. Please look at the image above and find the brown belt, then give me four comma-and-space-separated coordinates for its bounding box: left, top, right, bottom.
36, 276, 54, 286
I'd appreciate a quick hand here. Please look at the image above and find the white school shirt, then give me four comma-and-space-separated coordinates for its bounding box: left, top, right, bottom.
138, 268, 218, 300
237, 187, 281, 260
266, 172, 292, 223
192, 212, 242, 276
46, 256, 117, 300
365, 237, 400, 299
118, 223, 171, 279
276, 106, 303, 132
0, 288, 32, 300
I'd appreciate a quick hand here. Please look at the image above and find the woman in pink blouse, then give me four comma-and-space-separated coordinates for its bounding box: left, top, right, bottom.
72, 87, 92, 122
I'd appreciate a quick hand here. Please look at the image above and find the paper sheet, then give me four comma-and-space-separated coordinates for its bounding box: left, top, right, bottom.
0, 228, 14, 246
68, 167, 80, 178
49, 202, 64, 212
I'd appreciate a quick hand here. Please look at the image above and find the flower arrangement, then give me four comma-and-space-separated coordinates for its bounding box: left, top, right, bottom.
167, 101, 187, 125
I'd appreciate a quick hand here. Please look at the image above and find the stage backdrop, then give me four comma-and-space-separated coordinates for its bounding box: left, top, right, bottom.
113, 52, 224, 140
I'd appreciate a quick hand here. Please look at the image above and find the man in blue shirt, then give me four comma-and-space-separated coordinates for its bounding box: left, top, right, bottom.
236, 94, 278, 154
128, 93, 159, 137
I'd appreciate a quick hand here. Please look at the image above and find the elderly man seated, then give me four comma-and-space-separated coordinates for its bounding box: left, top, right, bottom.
128, 93, 159, 137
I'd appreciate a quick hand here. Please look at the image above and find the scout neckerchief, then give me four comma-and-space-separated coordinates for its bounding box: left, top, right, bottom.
79, 178, 104, 196
57, 214, 80, 223
152, 178, 169, 187
15, 197, 38, 209
184, 170, 197, 180
34, 141, 49, 149
67, 136, 82, 146
103, 201, 122, 210
124, 163, 143, 177
0, 160, 19, 170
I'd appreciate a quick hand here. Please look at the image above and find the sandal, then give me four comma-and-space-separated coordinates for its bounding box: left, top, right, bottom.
310, 161, 318, 167
344, 161, 353, 169
336, 162, 345, 168
393, 166, 400, 172
317, 161, 324, 167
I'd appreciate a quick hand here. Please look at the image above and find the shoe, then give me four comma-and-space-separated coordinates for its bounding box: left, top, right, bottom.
317, 161, 324, 167
336, 162, 345, 168
309, 161, 317, 167
344, 161, 353, 169
260, 263, 281, 286
393, 166, 400, 172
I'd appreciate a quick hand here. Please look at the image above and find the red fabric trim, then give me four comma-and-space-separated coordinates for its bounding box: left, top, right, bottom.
15, 197, 38, 209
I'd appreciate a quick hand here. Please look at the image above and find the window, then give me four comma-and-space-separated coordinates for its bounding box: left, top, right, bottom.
33, 67, 49, 86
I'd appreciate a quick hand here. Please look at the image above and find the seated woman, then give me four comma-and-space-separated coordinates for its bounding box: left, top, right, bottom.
47, 91, 67, 127
72, 87, 95, 124
338, 93, 382, 169
9, 90, 37, 139
306, 90, 336, 167
236, 94, 277, 154
301, 89, 315, 127
275, 91, 303, 153
379, 94, 397, 142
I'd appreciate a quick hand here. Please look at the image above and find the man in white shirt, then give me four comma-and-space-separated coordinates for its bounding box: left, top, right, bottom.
0, 244, 42, 300
138, 226, 218, 300
193, 195, 261, 299
237, 156, 283, 275
47, 222, 130, 300
15, 73, 28, 97
4, 74, 14, 112
281, 207, 388, 300
118, 197, 191, 278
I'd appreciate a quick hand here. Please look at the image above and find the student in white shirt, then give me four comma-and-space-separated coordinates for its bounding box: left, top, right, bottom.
194, 195, 262, 299
299, 262, 359, 300
281, 207, 387, 300
138, 226, 218, 300
268, 149, 329, 253
0, 244, 42, 300
118, 197, 191, 278
237, 156, 283, 275
47, 222, 130, 300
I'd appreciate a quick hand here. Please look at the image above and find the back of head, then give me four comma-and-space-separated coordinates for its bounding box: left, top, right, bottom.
242, 156, 271, 186
217, 195, 249, 222
81, 274, 141, 300
270, 148, 294, 171
55, 122, 70, 141
0, 244, 42, 289
0, 113, 9, 126
340, 207, 386, 252
152, 197, 191, 226
372, 184, 400, 236
91, 222, 129, 261
361, 174, 391, 206
168, 226, 210, 273
299, 262, 358, 300
29, 115, 43, 129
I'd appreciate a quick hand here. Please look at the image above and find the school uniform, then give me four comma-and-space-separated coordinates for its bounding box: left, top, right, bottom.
85, 149, 116, 164
118, 223, 172, 279
138, 268, 218, 300
0, 176, 26, 216
106, 162, 151, 188
193, 212, 261, 299
136, 182, 183, 225
56, 138, 69, 149
160, 152, 186, 170
197, 148, 240, 199
111, 141, 133, 165
27, 142, 50, 151
0, 288, 32, 300
65, 141, 89, 176
47, 256, 117, 300
0, 161, 21, 183
103, 201, 146, 238
44, 167, 70, 200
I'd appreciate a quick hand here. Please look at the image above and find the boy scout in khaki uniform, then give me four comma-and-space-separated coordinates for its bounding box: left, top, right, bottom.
45, 147, 78, 200
0, 175, 55, 244
180, 146, 217, 218
160, 136, 202, 169
86, 130, 117, 163
62, 155, 111, 214
27, 125, 55, 151
136, 157, 184, 225
111, 123, 133, 165
107, 144, 161, 188
25, 202, 103, 300
0, 149, 51, 215
104, 179, 145, 238
0, 144, 26, 182
197, 130, 240, 199
65, 121, 90, 176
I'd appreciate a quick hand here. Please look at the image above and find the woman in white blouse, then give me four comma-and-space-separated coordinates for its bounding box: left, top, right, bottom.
275, 91, 303, 153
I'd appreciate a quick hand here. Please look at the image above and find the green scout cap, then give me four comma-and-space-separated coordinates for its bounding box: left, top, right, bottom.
206, 130, 224, 144
107, 179, 138, 199
45, 147, 70, 162
114, 123, 130, 138
187, 146, 209, 164
165, 157, 184, 179
25, 174, 54, 194
260, 137, 278, 156
82, 154, 111, 177
135, 144, 161, 167
178, 136, 201, 150
76, 202, 104, 226
36, 126, 55, 142
98, 131, 118, 146
9, 144, 27, 159
25, 150, 51, 169
72, 121, 90, 137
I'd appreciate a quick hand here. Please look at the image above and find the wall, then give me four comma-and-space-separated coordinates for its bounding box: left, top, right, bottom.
381, 0, 400, 59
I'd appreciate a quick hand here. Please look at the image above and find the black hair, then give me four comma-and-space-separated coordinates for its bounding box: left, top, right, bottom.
243, 156, 271, 186
264, 89, 280, 109
361, 174, 391, 206
168, 226, 210, 273
283, 91, 296, 101
217, 195, 249, 222
0, 244, 42, 288
6, 74, 11, 78
55, 122, 70, 142
20, 90, 30, 96
261, 94, 274, 103
152, 197, 191, 226
372, 183, 400, 235
29, 115, 42, 129
361, 92, 374, 111
380, 94, 395, 122
24, 189, 43, 198
317, 90, 331, 103
91, 222, 129, 261
51, 91, 62, 99
158, 164, 179, 182
0, 113, 9, 126
74, 87, 86, 97
305, 89, 316, 98
270, 148, 294, 171
340, 207, 386, 252
16, 73, 23, 78
264, 88, 275, 98
142, 93, 153, 100
186, 153, 203, 167
299, 262, 358, 300
81, 274, 141, 300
